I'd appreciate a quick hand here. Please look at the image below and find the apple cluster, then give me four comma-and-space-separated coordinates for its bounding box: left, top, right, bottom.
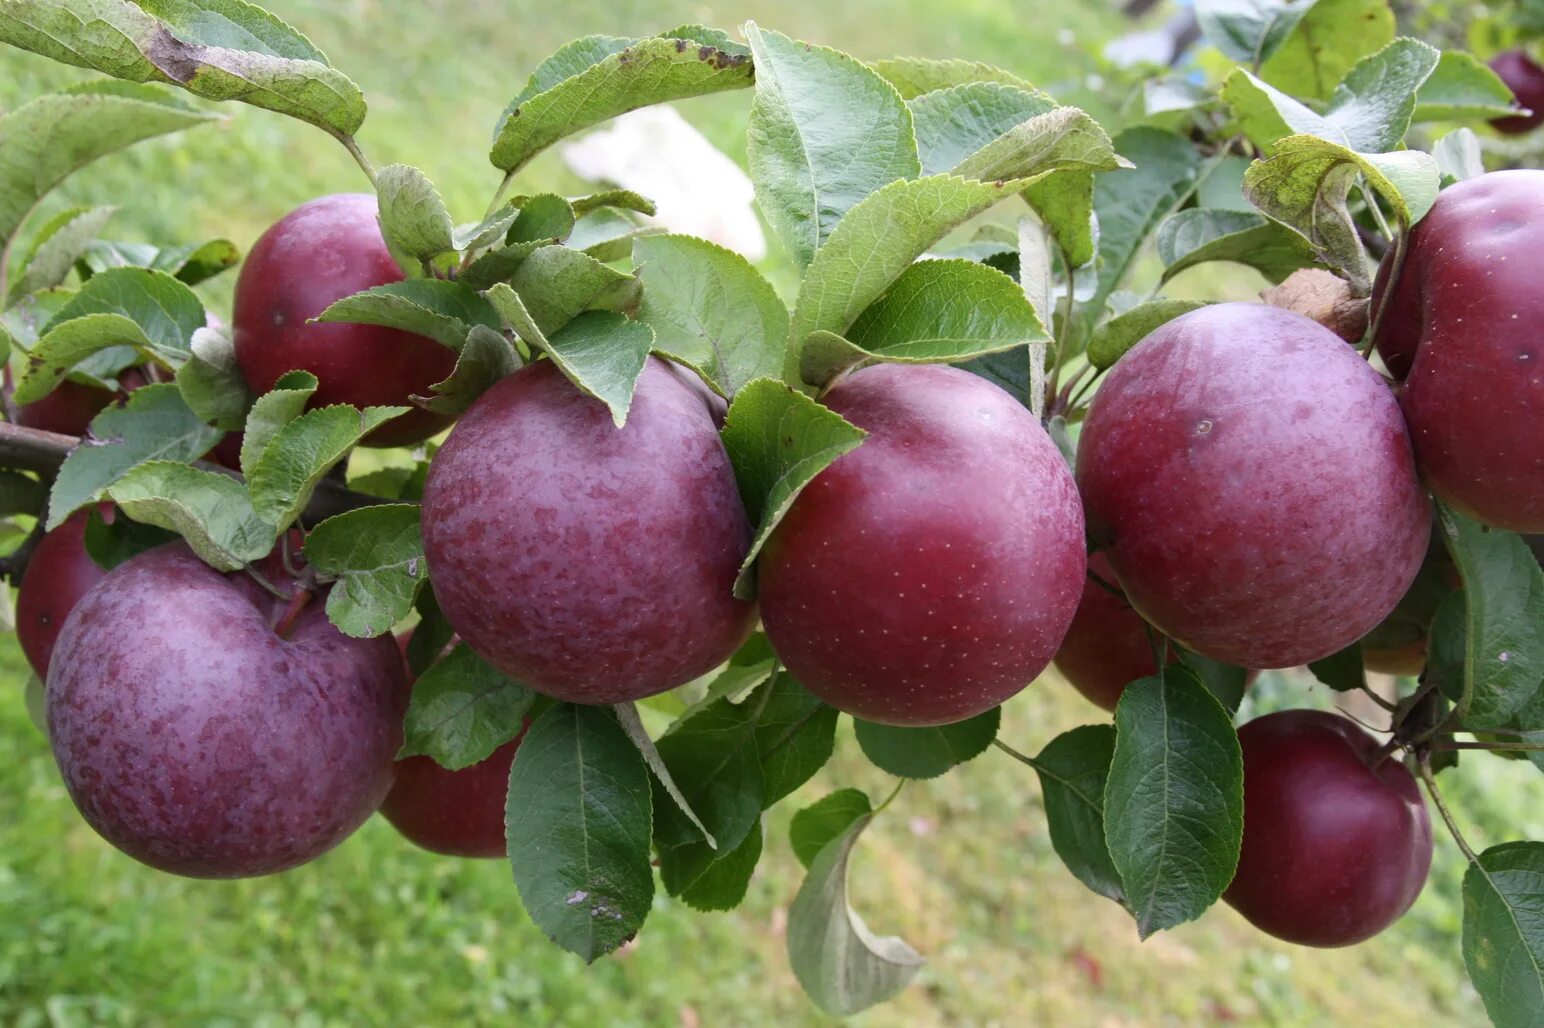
18, 166, 1541, 956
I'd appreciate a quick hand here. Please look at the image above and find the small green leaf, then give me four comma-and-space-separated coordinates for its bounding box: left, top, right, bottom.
908, 82, 1056, 176
176, 324, 251, 430
405, 585, 454, 677
1416, 51, 1518, 122
538, 312, 654, 429
1087, 299, 1209, 370
614, 701, 716, 848
1156, 208, 1316, 285
8, 205, 116, 301
1177, 650, 1251, 715
1258, 0, 1395, 101
632, 233, 788, 398
505, 246, 640, 336
506, 703, 654, 962
1308, 642, 1366, 692
1104, 666, 1244, 939
1033, 724, 1124, 903
82, 506, 177, 570
104, 460, 272, 571
375, 163, 456, 268
491, 36, 752, 174
853, 707, 1000, 780
569, 209, 657, 262
78, 236, 240, 285
719, 379, 867, 599
952, 105, 1125, 184
416, 324, 520, 417
494, 36, 637, 133
869, 57, 1034, 100
786, 813, 925, 1016
47, 383, 222, 529
246, 405, 406, 531
743, 22, 921, 268
791, 789, 872, 869
508, 194, 576, 244
679, 819, 763, 913
304, 504, 427, 638
569, 188, 656, 217
399, 642, 533, 769
457, 239, 552, 291
1463, 841, 1544, 1028
240, 370, 318, 476
12, 313, 152, 405
314, 279, 499, 350
1195, 0, 1314, 66
24, 673, 45, 736
751, 671, 837, 807
1433, 128, 1485, 182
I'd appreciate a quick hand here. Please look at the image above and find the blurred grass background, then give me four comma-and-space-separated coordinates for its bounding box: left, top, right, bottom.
1, 1, 1538, 1024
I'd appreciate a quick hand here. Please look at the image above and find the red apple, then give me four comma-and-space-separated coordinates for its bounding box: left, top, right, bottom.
1490, 49, 1544, 134
15, 506, 112, 678
380, 732, 526, 859
5, 366, 148, 437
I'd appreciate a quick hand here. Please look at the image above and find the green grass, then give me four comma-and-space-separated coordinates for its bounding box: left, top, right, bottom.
1, 1, 1539, 1023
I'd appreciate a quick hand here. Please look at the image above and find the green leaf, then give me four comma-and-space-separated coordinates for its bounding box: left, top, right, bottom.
47, 383, 222, 529
1416, 51, 1518, 122
457, 239, 552, 291
492, 35, 637, 139
743, 23, 920, 269
655, 25, 749, 59
791, 789, 873, 869
1023, 171, 1097, 270
490, 36, 752, 174
1258, 0, 1394, 101
0, 472, 46, 518
304, 504, 427, 638
786, 812, 924, 1016
718, 378, 867, 599
1156, 208, 1316, 285
908, 82, 1056, 176
679, 819, 763, 913
246, 405, 406, 531
82, 505, 177, 570
508, 194, 576, 245
239, 370, 317, 475
78, 236, 240, 285
569, 188, 656, 218
1104, 666, 1244, 939
0, 0, 367, 138
8, 205, 116, 301
1033, 724, 1124, 903
1463, 841, 1544, 1028
1434, 128, 1486, 182
869, 57, 1035, 100
314, 279, 499, 350
1242, 135, 1438, 291
538, 312, 654, 429
952, 106, 1126, 184
1145, 76, 1216, 119
176, 324, 250, 430
24, 673, 46, 736
417, 324, 520, 416
1177, 650, 1251, 715
853, 707, 1000, 780
504, 246, 640, 336
1195, 0, 1314, 65
12, 313, 152, 405
405, 584, 453, 677
506, 704, 654, 962
751, 671, 837, 807
632, 233, 787, 398
1, 288, 75, 350
569, 210, 657, 263
1308, 642, 1366, 692
1087, 299, 1209, 370
375, 163, 455, 269
399, 642, 533, 769
801, 258, 1046, 388
0, 84, 216, 245
104, 460, 271, 571
614, 701, 716, 848
1437, 503, 1544, 730
787, 174, 1032, 383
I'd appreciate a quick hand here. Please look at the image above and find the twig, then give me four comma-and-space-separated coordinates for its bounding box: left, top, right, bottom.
1418, 755, 1478, 864
1433, 739, 1544, 753
1357, 682, 1398, 712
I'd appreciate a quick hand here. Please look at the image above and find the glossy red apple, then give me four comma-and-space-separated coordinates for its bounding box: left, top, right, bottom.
421, 358, 756, 704
47, 542, 407, 878
1224, 709, 1433, 947
233, 193, 456, 447
1372, 170, 1544, 532
15, 505, 112, 678
1490, 49, 1544, 134
758, 363, 1085, 726
1078, 303, 1430, 668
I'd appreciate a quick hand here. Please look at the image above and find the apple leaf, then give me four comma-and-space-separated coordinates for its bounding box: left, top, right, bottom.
1308, 642, 1367, 692
1194, 0, 1314, 66
719, 378, 867, 599
1033, 724, 1125, 904
11, 314, 151, 406
1463, 841, 1544, 1028
246, 405, 407, 531
239, 370, 318, 476
869, 57, 1035, 99
1436, 503, 1544, 730
853, 707, 1000, 780
82, 506, 178, 570
570, 210, 657, 263
1087, 299, 1209, 370
0, 83, 217, 245
47, 383, 223, 529
1258, 0, 1394, 101
491, 35, 752, 174
952, 105, 1125, 184
457, 239, 552, 291
1023, 171, 1098, 270
103, 460, 271, 571
314, 279, 500, 350
375, 163, 456, 270
176, 324, 251, 431
507, 194, 576, 245
304, 504, 428, 639
23, 672, 45, 736
908, 82, 1056, 177
495, 35, 636, 131
399, 642, 534, 769
1103, 665, 1244, 939
632, 233, 788, 398
539, 311, 654, 429
7, 205, 116, 302
1434, 128, 1486, 182
614, 701, 717, 849
744, 23, 921, 269
1156, 208, 1316, 285
78, 236, 241, 286
1416, 51, 1518, 123
506, 703, 654, 962
569, 189, 656, 218
1177, 650, 1252, 715
786, 811, 925, 1017
416, 324, 521, 417
504, 246, 640, 337
0, 473, 46, 519
679, 819, 764, 913
751, 671, 838, 808
791, 789, 873, 869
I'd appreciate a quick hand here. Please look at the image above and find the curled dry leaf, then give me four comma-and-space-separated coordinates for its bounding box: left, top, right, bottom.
1259, 268, 1369, 343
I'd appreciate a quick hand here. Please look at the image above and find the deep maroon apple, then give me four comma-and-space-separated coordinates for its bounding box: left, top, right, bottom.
15, 505, 112, 678
1372, 170, 1544, 532
1053, 553, 1165, 711
47, 542, 407, 878
1490, 49, 1544, 134
5, 366, 148, 437
1078, 303, 1429, 668
1225, 710, 1433, 947
758, 363, 1085, 727
233, 193, 456, 447
381, 729, 526, 859
421, 358, 756, 704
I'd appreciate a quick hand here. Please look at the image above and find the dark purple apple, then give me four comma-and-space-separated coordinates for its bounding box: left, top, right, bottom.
233, 193, 456, 448
15, 505, 112, 678
1225, 709, 1433, 947
1372, 170, 1544, 532
46, 542, 407, 878
1490, 49, 1544, 134
757, 363, 1085, 727
420, 358, 756, 704
1077, 303, 1430, 669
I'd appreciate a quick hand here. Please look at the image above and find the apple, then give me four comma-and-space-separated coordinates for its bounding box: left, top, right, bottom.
15, 505, 112, 678
1359, 532, 1459, 676
1490, 49, 1544, 135
757, 363, 1085, 727
1224, 709, 1433, 947
420, 358, 756, 704
1077, 303, 1430, 668
4, 366, 148, 438
233, 193, 457, 448
46, 541, 407, 878
380, 730, 527, 859
1371, 170, 1544, 532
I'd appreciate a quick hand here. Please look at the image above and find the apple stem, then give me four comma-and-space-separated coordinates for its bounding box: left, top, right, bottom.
1360, 228, 1408, 360
1417, 756, 1479, 864
340, 135, 378, 189
272, 588, 314, 640
1356, 682, 1399, 713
